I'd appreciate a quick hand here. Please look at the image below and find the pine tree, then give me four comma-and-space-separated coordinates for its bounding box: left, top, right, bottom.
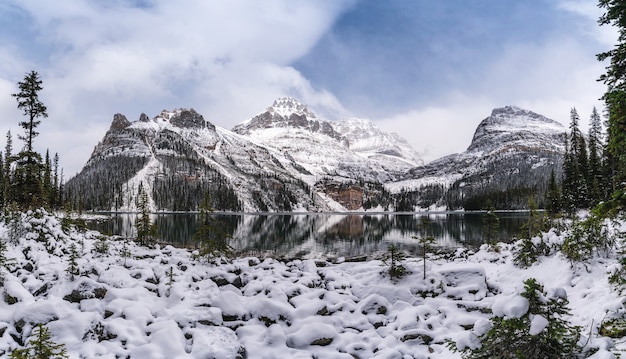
4, 131, 13, 207
135, 184, 156, 246
450, 278, 581, 358
10, 323, 69, 359
597, 0, 626, 212
545, 169, 561, 216
66, 243, 80, 280
11, 71, 48, 209
381, 243, 406, 280
0, 152, 4, 211
42, 150, 52, 209
482, 199, 500, 244
0, 238, 9, 285
52, 153, 60, 209
193, 194, 233, 262
569, 108, 589, 208
588, 107, 604, 205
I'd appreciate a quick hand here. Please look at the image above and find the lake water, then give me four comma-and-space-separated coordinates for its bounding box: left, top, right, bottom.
87, 212, 530, 259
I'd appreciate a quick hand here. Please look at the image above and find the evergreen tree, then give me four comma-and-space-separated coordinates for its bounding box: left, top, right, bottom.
11, 71, 48, 209
597, 0, 626, 211
52, 153, 60, 209
381, 243, 406, 280
588, 107, 604, 205
482, 199, 500, 244
4, 131, 13, 207
412, 217, 435, 280
545, 169, 561, 216
10, 323, 69, 359
569, 108, 589, 208
135, 184, 156, 246
0, 152, 4, 210
0, 238, 9, 285
562, 135, 582, 215
450, 278, 581, 358
66, 243, 80, 280
193, 194, 233, 262
42, 150, 52, 209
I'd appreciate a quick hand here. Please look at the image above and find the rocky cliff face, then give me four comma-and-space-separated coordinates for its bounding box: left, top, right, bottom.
66, 101, 565, 212
389, 106, 566, 210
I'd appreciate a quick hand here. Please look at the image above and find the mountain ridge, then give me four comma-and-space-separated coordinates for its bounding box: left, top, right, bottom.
65, 99, 565, 212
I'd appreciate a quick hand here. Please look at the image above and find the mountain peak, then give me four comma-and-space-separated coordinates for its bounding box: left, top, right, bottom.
268, 97, 316, 118
467, 105, 565, 153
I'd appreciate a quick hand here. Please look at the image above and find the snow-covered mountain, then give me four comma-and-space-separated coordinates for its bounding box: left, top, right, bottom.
66, 102, 565, 212
389, 106, 566, 210
65, 99, 421, 212
232, 98, 420, 182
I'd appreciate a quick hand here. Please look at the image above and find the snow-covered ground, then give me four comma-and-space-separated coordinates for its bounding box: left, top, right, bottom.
0, 210, 625, 358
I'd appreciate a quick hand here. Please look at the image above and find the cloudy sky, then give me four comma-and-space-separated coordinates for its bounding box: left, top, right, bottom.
0, 0, 616, 176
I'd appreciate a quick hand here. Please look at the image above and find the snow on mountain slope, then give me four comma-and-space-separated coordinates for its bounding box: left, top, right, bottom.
232, 97, 417, 183
388, 105, 566, 210
67, 101, 565, 212
334, 117, 423, 168
66, 109, 331, 212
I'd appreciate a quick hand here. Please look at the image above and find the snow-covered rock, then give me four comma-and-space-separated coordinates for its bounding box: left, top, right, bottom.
0, 210, 624, 357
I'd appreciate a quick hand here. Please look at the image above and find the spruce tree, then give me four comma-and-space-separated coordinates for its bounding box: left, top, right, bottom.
597, 0, 626, 211
193, 194, 233, 262
4, 131, 13, 207
11, 71, 48, 209
42, 150, 52, 209
569, 108, 589, 208
10, 323, 69, 359
450, 278, 581, 358
588, 107, 604, 205
52, 153, 60, 209
545, 169, 561, 216
135, 184, 156, 246
66, 243, 80, 280
482, 199, 500, 244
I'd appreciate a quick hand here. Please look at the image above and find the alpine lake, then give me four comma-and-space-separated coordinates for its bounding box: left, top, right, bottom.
86, 212, 531, 260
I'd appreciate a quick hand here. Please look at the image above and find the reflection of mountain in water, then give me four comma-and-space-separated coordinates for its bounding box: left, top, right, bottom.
88, 213, 528, 259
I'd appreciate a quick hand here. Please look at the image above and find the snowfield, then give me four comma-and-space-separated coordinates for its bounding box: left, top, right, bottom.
0, 210, 625, 358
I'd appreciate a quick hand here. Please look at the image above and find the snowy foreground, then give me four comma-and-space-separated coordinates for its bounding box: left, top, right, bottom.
1, 211, 625, 358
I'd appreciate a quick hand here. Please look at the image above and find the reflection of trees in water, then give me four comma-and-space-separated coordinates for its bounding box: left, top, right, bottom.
87, 213, 529, 259
230, 215, 314, 257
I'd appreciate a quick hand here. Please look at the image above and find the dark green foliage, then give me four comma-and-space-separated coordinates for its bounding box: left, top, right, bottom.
193, 195, 234, 262
66, 243, 80, 280
597, 0, 626, 209
521, 197, 546, 239
514, 236, 550, 268
94, 235, 109, 255
587, 107, 605, 206
135, 184, 157, 246
12, 71, 47, 154
562, 220, 594, 263
10, 71, 48, 210
381, 244, 406, 280
10, 323, 69, 359
562, 108, 590, 213
482, 200, 500, 244
450, 278, 582, 359
0, 238, 10, 285
545, 169, 561, 216
561, 215, 616, 263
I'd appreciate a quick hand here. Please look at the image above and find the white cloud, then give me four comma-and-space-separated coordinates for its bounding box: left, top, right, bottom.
377, 16, 608, 163
0, 0, 355, 174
